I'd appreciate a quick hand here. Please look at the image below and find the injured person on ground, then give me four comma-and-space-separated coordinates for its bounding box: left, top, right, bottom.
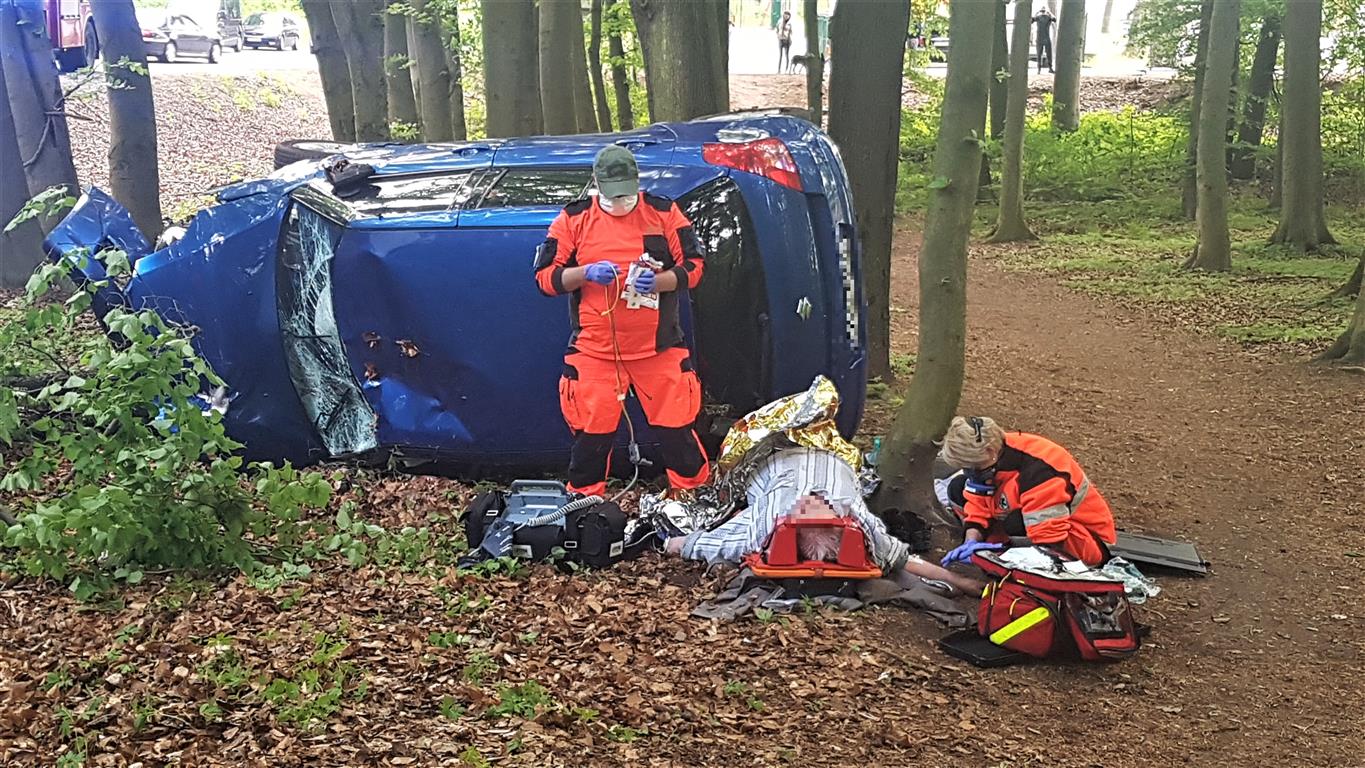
652, 446, 986, 596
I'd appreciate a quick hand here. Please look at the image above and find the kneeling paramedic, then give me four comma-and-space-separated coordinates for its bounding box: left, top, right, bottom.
939, 416, 1117, 567
534, 146, 710, 498
658, 447, 985, 595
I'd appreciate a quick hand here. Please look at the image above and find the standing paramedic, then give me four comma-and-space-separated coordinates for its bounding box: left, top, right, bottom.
533, 145, 710, 498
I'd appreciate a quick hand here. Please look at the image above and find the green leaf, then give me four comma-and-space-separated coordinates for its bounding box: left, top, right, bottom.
926, 176, 951, 190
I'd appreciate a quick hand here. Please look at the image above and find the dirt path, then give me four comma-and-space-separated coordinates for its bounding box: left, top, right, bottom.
883, 219, 1365, 766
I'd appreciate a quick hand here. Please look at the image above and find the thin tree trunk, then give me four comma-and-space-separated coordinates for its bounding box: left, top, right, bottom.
605, 0, 634, 130
445, 8, 468, 140
1050, 0, 1084, 131
483, 0, 543, 138
875, 0, 994, 519
713, 0, 728, 79
0, 0, 79, 204
1270, 0, 1336, 251
989, 0, 1007, 141
828, 0, 909, 385
408, 0, 453, 141
90, 0, 161, 242
1102, 0, 1116, 33
804, 0, 823, 126
988, 0, 1037, 243
331, 0, 388, 142
1270, 113, 1283, 207
630, 0, 728, 122
589, 0, 614, 131
384, 8, 420, 135
540, 0, 582, 134
570, 3, 599, 133
300, 0, 356, 141
1185, 0, 1239, 272
1183, 0, 1214, 219
1230, 14, 1279, 180
1318, 257, 1365, 364
0, 52, 44, 289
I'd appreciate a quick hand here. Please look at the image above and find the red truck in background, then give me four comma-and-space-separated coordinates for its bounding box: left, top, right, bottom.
43, 0, 98, 72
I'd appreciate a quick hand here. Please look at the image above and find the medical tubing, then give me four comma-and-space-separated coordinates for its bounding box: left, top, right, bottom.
524, 494, 604, 528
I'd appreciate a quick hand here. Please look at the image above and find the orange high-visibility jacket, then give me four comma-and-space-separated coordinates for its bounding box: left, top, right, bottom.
962, 432, 1117, 565
534, 193, 705, 361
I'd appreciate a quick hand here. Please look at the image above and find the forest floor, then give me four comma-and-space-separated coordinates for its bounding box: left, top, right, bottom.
3, 73, 1363, 767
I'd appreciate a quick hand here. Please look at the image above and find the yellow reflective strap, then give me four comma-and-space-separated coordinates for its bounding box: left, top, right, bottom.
989, 606, 1052, 645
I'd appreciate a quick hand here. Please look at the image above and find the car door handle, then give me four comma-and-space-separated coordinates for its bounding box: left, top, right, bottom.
615, 137, 659, 148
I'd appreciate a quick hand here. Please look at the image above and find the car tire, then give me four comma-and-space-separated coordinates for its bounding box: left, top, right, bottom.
273, 139, 356, 169
83, 22, 99, 65
290, 36, 299, 51
209, 42, 222, 63
164, 42, 177, 63
276, 37, 285, 51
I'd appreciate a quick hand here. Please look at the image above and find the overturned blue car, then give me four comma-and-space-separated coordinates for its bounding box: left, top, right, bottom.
44, 113, 868, 469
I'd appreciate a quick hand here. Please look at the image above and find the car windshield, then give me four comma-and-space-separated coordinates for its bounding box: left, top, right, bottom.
246, 12, 279, 25
135, 9, 169, 27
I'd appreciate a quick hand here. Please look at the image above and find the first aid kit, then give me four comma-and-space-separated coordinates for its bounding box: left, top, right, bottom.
972, 548, 1141, 662
460, 480, 648, 569
621, 254, 662, 310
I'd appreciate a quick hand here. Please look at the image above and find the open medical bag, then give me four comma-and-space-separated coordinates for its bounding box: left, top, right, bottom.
972, 549, 1141, 662
460, 481, 646, 569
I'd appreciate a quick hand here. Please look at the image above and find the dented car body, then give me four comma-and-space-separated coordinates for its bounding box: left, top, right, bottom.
44, 114, 867, 469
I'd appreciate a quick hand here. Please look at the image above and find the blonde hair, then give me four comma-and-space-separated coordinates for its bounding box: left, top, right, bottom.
940, 416, 1005, 468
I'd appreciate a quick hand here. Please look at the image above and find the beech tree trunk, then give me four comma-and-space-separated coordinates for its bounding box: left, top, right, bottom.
876, 0, 994, 519
989, 0, 1007, 141
1185, 0, 1239, 272
1051, 0, 1085, 131
589, 0, 614, 131
0, 52, 43, 288
988, 0, 1037, 244
1319, 257, 1365, 365
331, 0, 388, 142
90, 0, 162, 242
1182, 0, 1214, 220
569, 4, 599, 133
445, 8, 467, 140
1102, 0, 1115, 33
300, 0, 356, 141
540, 0, 582, 135
804, 0, 823, 127
605, 0, 634, 130
483, 0, 543, 138
1270, 0, 1336, 251
1230, 13, 1279, 180
384, 8, 420, 134
827, 0, 909, 385
630, 0, 728, 122
0, 0, 78, 204
407, 0, 452, 141
1329, 258, 1362, 300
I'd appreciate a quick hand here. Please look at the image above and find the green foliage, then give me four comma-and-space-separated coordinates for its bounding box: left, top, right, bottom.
428, 630, 471, 648
461, 651, 497, 684
485, 680, 556, 720
439, 695, 467, 720
606, 724, 645, 743
261, 632, 361, 731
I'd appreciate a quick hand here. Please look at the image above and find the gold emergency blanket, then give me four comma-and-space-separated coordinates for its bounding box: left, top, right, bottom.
717, 375, 861, 477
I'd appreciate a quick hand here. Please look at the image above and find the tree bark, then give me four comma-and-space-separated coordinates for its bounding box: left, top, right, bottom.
331, 0, 388, 142
384, 8, 420, 135
300, 0, 356, 141
1182, 0, 1213, 220
1184, 0, 1239, 272
1102, 0, 1115, 33
828, 0, 909, 385
1318, 257, 1365, 365
483, 0, 542, 138
804, 0, 823, 127
1230, 13, 1279, 180
444, 8, 468, 140
989, 0, 1007, 141
540, 0, 583, 134
987, 0, 1037, 244
0, 0, 79, 204
406, 0, 453, 141
605, 0, 634, 130
90, 0, 161, 242
1270, 0, 1336, 251
0, 51, 44, 289
1050, 0, 1085, 131
589, 0, 614, 131
875, 0, 994, 519
569, 3, 599, 133
1329, 258, 1362, 300
629, 0, 728, 122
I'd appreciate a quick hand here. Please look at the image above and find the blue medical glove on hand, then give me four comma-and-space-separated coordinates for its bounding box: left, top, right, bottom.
584, 262, 618, 285
940, 539, 1004, 567
632, 268, 656, 294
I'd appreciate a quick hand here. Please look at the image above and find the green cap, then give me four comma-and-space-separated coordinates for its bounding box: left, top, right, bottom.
594, 145, 639, 198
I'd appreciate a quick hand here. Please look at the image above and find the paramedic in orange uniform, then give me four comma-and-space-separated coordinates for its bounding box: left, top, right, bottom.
533, 145, 710, 498
938, 416, 1117, 567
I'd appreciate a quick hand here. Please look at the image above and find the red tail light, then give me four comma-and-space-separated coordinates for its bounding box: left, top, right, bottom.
702, 138, 802, 191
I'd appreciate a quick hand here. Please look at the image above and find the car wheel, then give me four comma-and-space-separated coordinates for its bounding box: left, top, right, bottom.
208, 42, 222, 63
164, 42, 177, 63
289, 36, 299, 51
272, 139, 357, 170
83, 23, 99, 65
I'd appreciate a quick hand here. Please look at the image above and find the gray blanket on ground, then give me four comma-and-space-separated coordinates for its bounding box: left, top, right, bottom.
692, 567, 975, 628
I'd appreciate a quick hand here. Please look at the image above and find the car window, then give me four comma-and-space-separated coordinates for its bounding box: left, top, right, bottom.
475, 168, 592, 208
338, 172, 480, 215
175, 15, 200, 31
245, 12, 264, 24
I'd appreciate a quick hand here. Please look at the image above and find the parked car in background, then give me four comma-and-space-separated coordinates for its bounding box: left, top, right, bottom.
137, 8, 225, 63
242, 11, 302, 50
44, 114, 868, 471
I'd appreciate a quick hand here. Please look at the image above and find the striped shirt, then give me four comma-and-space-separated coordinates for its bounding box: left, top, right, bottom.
680, 448, 910, 572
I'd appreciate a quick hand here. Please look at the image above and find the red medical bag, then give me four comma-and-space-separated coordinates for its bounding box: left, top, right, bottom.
972, 549, 1141, 662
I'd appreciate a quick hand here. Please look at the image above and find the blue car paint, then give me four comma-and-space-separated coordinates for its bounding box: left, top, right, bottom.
44, 114, 868, 467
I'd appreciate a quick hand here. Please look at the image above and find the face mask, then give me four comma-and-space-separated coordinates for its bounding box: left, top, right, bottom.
599, 194, 638, 217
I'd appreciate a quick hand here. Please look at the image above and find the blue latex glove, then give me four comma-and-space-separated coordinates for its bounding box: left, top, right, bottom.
632, 268, 657, 294
964, 477, 996, 497
584, 262, 618, 285
940, 539, 1004, 567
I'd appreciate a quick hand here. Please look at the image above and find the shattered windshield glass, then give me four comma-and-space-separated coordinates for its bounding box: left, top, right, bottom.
338, 172, 480, 216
